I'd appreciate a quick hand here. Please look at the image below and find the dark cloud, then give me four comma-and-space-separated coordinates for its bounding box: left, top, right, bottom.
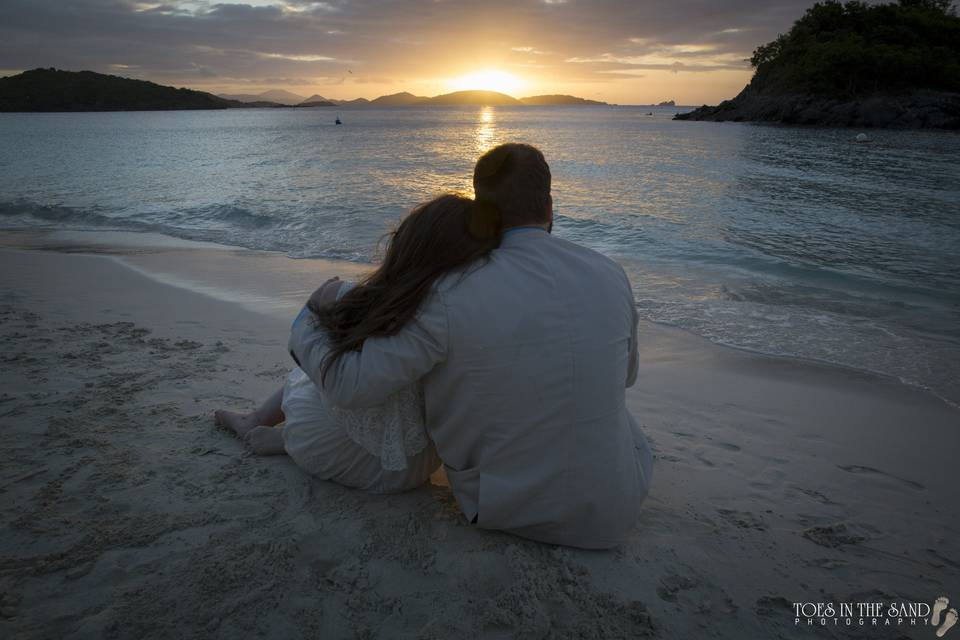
0, 0, 815, 99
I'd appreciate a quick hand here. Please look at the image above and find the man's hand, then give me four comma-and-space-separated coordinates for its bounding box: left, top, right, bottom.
307, 276, 343, 313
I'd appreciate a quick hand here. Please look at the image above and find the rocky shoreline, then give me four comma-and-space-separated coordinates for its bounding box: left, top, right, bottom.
674, 89, 960, 129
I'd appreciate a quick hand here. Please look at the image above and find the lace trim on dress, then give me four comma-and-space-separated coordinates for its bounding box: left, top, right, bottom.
328, 384, 428, 471
320, 280, 429, 471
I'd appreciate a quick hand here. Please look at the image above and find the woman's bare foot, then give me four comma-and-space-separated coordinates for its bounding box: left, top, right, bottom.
214, 409, 258, 439
246, 426, 286, 456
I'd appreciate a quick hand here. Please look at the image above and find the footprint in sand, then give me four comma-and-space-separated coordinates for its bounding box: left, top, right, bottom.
927, 549, 960, 570
655, 454, 682, 463
933, 597, 950, 626
713, 441, 741, 451
717, 508, 768, 531
693, 452, 716, 467
837, 464, 925, 490
656, 574, 697, 603
793, 486, 839, 506
937, 608, 958, 638
755, 595, 792, 617
801, 523, 866, 548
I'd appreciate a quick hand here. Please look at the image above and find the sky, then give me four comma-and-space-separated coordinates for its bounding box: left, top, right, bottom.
0, 0, 817, 104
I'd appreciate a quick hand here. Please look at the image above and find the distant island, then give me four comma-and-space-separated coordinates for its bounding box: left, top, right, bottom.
296, 98, 339, 108
517, 95, 607, 106
0, 68, 244, 112
0, 68, 610, 112
282, 90, 608, 107
222, 89, 607, 108
675, 0, 960, 128
218, 89, 306, 105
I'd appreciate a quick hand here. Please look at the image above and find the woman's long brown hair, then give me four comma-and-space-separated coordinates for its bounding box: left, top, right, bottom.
310, 193, 501, 382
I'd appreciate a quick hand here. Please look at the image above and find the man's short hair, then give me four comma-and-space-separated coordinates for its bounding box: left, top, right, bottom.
473, 143, 551, 228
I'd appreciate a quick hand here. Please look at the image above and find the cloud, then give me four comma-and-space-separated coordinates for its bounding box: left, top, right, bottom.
0, 0, 813, 99
258, 52, 340, 62
566, 44, 749, 74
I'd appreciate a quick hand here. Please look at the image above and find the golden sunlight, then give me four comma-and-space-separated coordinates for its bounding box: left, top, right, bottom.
448, 70, 527, 96
473, 106, 498, 154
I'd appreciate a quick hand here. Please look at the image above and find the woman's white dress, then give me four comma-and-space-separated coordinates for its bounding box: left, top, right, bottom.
281, 284, 440, 493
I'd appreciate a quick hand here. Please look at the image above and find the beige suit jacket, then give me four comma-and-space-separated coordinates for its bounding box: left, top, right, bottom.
291, 228, 654, 548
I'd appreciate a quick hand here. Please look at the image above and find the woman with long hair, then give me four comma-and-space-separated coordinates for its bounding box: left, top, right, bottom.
214, 193, 501, 492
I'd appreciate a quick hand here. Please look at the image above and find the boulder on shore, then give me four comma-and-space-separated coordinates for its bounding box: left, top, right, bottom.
674, 89, 960, 129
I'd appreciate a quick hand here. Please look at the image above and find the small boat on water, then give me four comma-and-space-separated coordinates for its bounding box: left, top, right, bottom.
335, 112, 342, 125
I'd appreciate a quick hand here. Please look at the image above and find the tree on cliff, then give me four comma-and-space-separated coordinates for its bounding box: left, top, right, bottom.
748, 0, 960, 97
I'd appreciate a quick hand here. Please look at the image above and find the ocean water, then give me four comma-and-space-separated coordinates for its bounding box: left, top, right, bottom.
1, 106, 959, 405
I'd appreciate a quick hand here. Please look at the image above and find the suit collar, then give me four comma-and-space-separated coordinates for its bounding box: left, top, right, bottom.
500, 226, 549, 247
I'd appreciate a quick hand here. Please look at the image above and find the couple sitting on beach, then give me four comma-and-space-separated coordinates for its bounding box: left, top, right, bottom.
216, 143, 654, 549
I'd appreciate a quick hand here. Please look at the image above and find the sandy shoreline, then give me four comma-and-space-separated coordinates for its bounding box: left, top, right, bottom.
1, 232, 958, 639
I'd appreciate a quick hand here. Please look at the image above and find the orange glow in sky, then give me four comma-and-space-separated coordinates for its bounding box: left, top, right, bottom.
0, 0, 799, 105
446, 70, 528, 95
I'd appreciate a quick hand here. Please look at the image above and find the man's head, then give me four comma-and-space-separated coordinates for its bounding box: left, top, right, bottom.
473, 143, 552, 229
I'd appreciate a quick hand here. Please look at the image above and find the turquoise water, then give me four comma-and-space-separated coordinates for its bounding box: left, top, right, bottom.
1, 106, 958, 404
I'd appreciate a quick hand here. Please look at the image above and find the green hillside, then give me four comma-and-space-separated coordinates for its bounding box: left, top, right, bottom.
0, 68, 236, 112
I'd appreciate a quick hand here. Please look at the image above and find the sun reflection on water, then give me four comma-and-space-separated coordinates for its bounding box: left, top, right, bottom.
474, 106, 498, 156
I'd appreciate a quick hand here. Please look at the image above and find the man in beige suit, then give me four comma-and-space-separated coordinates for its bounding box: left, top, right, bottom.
296, 143, 653, 549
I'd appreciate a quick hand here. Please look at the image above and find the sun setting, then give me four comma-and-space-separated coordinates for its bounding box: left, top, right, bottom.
447, 70, 528, 96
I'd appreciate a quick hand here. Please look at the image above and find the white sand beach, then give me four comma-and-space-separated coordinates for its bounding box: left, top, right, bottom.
1, 231, 958, 639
